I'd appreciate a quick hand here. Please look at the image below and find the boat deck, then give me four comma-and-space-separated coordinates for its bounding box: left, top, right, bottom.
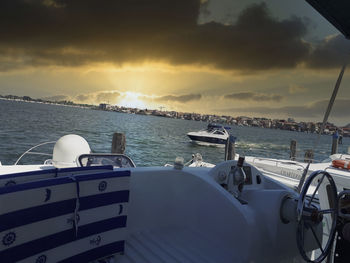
118, 228, 236, 263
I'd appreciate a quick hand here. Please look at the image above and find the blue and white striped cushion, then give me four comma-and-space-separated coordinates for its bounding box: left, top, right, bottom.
0, 169, 130, 263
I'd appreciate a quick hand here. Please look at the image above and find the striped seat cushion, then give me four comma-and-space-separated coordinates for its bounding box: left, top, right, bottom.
0, 165, 114, 187
0, 169, 130, 263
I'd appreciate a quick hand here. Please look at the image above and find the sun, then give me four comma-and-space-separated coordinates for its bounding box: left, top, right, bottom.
117, 92, 148, 109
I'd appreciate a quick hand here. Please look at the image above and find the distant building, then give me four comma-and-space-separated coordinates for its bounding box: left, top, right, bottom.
23, 96, 32, 101
99, 103, 110, 110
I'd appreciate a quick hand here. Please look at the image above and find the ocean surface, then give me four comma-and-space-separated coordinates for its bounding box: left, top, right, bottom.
1, 99, 349, 166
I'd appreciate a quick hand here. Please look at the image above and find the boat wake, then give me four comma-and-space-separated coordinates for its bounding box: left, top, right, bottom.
189, 141, 226, 148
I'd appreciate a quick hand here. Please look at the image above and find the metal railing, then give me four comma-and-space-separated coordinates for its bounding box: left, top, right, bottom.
14, 141, 55, 165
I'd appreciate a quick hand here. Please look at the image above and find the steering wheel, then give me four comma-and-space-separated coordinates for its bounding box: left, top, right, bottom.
296, 170, 338, 263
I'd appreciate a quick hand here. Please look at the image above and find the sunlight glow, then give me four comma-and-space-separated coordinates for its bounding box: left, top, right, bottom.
117, 92, 148, 109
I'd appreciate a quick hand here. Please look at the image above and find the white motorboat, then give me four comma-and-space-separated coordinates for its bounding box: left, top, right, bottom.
0, 134, 349, 263
245, 154, 350, 195
187, 124, 231, 146
165, 153, 216, 168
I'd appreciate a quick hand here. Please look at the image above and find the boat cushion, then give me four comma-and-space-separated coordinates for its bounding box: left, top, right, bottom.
0, 168, 130, 263
0, 165, 114, 187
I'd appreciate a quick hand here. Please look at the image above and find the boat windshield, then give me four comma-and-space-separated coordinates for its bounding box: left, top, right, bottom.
213, 130, 225, 135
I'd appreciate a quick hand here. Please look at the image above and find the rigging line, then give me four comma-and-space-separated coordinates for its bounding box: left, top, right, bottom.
297, 64, 346, 190
317, 63, 347, 144
307, 63, 347, 157
297, 162, 310, 193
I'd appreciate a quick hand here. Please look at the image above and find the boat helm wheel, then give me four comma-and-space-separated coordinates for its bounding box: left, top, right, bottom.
296, 170, 338, 263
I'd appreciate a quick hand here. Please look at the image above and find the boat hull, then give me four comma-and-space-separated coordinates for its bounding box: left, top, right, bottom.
187, 134, 227, 145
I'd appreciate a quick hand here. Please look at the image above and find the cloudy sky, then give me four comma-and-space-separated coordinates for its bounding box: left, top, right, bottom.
1, 0, 350, 124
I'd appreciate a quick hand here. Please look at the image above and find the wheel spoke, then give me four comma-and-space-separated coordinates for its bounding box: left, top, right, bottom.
308, 173, 326, 207
308, 223, 324, 254
319, 208, 335, 214
301, 221, 305, 248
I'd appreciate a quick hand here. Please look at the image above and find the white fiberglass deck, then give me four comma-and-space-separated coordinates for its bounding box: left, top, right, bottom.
0, 162, 311, 262
119, 228, 237, 263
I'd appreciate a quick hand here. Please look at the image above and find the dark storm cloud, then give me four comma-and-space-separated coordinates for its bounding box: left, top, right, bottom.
222, 99, 350, 118
0, 1, 316, 71
224, 92, 283, 102
156, 94, 202, 103
306, 34, 350, 69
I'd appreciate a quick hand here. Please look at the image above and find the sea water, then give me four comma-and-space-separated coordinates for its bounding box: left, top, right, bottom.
0, 99, 349, 166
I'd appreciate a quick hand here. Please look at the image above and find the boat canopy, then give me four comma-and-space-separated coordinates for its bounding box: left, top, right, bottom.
207, 124, 231, 130
306, 0, 350, 39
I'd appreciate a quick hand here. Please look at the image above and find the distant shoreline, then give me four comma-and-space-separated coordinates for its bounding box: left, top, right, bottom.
1, 95, 348, 136
0, 96, 96, 110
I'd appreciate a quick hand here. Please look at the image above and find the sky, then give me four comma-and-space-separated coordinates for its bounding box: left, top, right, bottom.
1, 0, 350, 125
